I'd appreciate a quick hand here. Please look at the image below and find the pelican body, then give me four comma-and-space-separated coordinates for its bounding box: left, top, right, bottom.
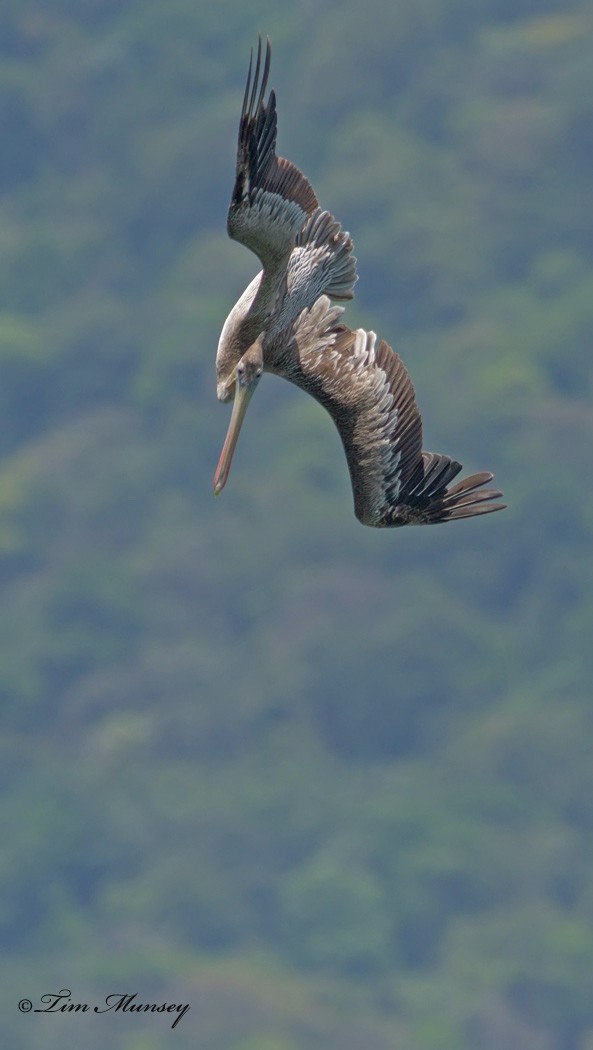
214, 38, 505, 527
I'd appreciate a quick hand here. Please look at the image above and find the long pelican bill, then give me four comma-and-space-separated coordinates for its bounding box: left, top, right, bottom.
213, 378, 257, 495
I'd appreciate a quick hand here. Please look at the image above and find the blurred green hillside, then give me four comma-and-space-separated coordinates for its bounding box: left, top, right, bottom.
1, 1, 592, 1048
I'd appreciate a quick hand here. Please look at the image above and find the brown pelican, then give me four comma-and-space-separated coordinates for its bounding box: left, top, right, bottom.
214, 38, 505, 527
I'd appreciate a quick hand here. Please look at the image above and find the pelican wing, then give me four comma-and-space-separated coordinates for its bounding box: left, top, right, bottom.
293, 298, 505, 527
267, 209, 358, 338
227, 37, 319, 270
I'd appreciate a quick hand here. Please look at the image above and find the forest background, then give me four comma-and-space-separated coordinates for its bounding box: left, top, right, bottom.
1, 1, 592, 1048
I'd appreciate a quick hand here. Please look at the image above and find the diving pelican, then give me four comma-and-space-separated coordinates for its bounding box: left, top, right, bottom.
214, 38, 505, 527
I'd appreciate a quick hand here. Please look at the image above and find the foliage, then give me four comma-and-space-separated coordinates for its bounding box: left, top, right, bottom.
1, 1, 592, 1048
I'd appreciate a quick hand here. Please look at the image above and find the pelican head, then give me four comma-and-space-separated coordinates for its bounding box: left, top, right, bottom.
213, 337, 264, 495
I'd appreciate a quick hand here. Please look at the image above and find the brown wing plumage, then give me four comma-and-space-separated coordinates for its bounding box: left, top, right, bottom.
292, 297, 505, 528
227, 36, 319, 270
